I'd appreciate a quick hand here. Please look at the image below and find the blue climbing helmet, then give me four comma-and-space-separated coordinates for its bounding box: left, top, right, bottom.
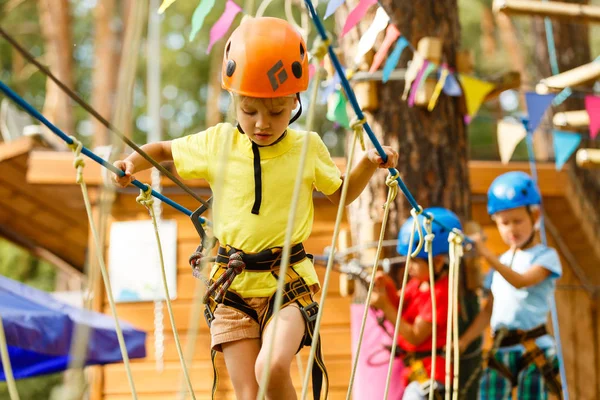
487, 171, 541, 215
396, 207, 462, 259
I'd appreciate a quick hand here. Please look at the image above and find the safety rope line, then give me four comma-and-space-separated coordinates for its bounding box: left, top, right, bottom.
0, 27, 210, 210
135, 187, 196, 399
345, 170, 399, 400
525, 129, 569, 399
299, 117, 363, 400
445, 232, 463, 400
424, 217, 438, 400
67, 137, 139, 399
383, 207, 424, 400
0, 81, 207, 225
257, 36, 329, 400
0, 312, 20, 400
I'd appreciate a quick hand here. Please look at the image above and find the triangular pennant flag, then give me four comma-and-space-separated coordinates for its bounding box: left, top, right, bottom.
585, 95, 600, 139
402, 53, 424, 101
206, 0, 241, 54
382, 36, 409, 83
325, 0, 346, 19
443, 72, 462, 97
158, 0, 178, 14
458, 74, 495, 120
354, 7, 389, 64
525, 92, 556, 133
341, 0, 378, 37
553, 130, 581, 170
369, 24, 400, 73
427, 67, 449, 111
327, 91, 350, 129
189, 0, 216, 41
497, 120, 527, 164
407, 60, 430, 107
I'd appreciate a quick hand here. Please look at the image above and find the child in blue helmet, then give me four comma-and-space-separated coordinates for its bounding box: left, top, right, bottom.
370, 207, 463, 400
459, 171, 562, 399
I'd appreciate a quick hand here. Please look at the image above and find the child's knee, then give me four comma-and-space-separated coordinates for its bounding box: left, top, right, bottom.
254, 355, 291, 385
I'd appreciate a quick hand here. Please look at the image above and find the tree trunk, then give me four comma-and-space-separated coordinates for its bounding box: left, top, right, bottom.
38, 0, 74, 150
335, 1, 480, 397
91, 0, 119, 148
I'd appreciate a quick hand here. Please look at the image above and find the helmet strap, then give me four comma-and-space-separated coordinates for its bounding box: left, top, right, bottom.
289, 93, 302, 125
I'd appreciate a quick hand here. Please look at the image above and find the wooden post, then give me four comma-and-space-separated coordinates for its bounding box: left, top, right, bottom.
493, 0, 600, 23
536, 61, 600, 93
576, 148, 600, 169
553, 110, 590, 129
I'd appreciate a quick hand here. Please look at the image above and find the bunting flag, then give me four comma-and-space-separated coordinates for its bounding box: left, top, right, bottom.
525, 92, 556, 133
189, 0, 216, 41
553, 130, 582, 170
382, 36, 409, 83
206, 0, 241, 54
458, 74, 495, 121
327, 90, 350, 128
325, 0, 346, 19
442, 72, 462, 97
321, 71, 341, 103
407, 60, 430, 107
341, 0, 378, 38
585, 95, 600, 139
497, 120, 527, 164
402, 53, 424, 101
158, 0, 178, 14
428, 66, 449, 111
369, 24, 400, 73
353, 7, 389, 64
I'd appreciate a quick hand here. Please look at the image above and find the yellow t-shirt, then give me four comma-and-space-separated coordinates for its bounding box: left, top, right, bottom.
171, 123, 342, 297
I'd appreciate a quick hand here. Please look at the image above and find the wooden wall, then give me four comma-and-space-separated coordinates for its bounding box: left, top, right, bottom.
93, 168, 599, 399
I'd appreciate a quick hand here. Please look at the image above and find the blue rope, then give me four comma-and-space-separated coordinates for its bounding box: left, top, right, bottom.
524, 123, 569, 399
542, 2, 560, 76
0, 80, 207, 224
303, 0, 472, 244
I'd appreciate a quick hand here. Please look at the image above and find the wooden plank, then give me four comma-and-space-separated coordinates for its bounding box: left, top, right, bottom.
104, 388, 354, 400
103, 357, 352, 395
0, 136, 37, 162
493, 0, 600, 23
104, 296, 352, 333
468, 161, 567, 196
573, 290, 597, 399
553, 265, 577, 397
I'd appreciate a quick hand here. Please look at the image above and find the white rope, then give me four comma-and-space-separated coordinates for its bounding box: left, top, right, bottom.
300, 117, 365, 400
136, 187, 196, 399
449, 231, 463, 400
423, 217, 437, 400
257, 41, 329, 400
383, 207, 424, 400
345, 170, 399, 400
0, 312, 20, 400
67, 137, 139, 399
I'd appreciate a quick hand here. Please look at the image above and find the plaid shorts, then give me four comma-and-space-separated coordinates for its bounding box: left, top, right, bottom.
479, 348, 558, 400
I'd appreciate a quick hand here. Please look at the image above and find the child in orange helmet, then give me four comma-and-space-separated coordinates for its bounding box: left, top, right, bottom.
113, 17, 398, 400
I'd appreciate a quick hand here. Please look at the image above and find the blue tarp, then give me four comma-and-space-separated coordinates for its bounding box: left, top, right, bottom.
0, 275, 146, 380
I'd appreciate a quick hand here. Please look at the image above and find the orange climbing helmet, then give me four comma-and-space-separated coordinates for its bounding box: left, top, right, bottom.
221, 17, 309, 98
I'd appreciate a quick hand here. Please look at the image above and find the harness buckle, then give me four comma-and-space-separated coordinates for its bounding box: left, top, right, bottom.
204, 304, 215, 327
300, 301, 319, 323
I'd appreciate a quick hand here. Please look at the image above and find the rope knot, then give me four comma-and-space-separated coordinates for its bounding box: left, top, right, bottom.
423, 215, 435, 254
349, 117, 366, 151
227, 252, 246, 275
68, 136, 85, 184
385, 169, 399, 187
136, 186, 154, 208
310, 36, 330, 61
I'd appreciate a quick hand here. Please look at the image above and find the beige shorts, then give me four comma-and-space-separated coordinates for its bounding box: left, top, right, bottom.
210, 293, 315, 352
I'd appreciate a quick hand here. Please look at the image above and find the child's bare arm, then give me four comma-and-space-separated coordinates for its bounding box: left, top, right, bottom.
113, 141, 173, 188
326, 146, 398, 206
458, 294, 493, 352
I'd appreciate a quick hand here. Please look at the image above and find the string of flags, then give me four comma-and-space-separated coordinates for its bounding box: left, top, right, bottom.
158, 0, 599, 170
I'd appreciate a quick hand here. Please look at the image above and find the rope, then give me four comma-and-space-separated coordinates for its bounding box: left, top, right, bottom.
0, 27, 210, 211
423, 218, 437, 400
449, 232, 463, 400
383, 207, 424, 400
0, 312, 20, 400
345, 169, 399, 400
135, 187, 196, 399
256, 40, 329, 399
67, 137, 139, 399
524, 129, 569, 399
541, 0, 560, 76
300, 121, 363, 400
0, 81, 207, 225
